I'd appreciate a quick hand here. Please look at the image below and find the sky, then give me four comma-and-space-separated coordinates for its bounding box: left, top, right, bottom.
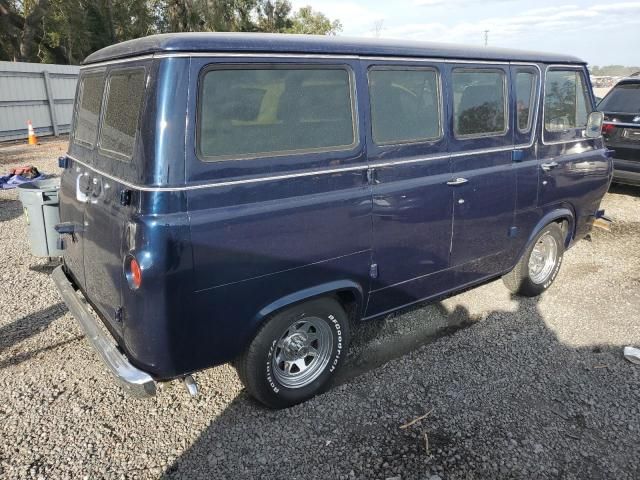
290, 0, 640, 66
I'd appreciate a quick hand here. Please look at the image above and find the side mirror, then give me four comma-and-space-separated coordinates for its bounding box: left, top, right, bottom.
585, 111, 604, 138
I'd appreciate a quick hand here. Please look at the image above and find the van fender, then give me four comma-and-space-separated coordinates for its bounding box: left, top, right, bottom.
515, 207, 575, 265
252, 280, 365, 332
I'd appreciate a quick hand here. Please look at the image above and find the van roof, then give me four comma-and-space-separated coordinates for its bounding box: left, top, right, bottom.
83, 33, 585, 66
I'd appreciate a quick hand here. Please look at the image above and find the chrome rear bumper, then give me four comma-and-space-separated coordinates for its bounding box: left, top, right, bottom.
52, 266, 156, 397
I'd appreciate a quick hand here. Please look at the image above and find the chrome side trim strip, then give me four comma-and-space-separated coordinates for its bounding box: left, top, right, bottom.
69, 142, 529, 192
155, 52, 360, 60
158, 53, 584, 66
602, 121, 640, 128
80, 54, 155, 69
80, 53, 584, 70
67, 155, 367, 191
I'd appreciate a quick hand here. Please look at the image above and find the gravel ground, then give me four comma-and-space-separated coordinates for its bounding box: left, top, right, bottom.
1, 138, 639, 480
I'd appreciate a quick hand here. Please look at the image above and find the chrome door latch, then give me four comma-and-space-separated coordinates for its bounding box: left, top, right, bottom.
369, 263, 378, 279
446, 177, 469, 186
541, 161, 559, 171
76, 172, 91, 203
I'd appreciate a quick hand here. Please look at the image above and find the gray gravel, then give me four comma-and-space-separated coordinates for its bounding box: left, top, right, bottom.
1, 138, 639, 479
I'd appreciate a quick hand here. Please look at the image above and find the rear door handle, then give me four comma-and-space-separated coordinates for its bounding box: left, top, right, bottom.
541, 161, 559, 171
55, 222, 76, 234
446, 177, 469, 186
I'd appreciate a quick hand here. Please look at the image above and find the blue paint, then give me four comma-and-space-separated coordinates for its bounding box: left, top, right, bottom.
58, 36, 610, 380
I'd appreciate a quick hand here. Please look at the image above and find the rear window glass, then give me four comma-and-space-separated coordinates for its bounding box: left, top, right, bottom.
99, 69, 146, 159
544, 70, 591, 132
453, 69, 507, 137
198, 67, 356, 159
598, 82, 640, 112
369, 68, 441, 145
516, 71, 536, 133
74, 73, 105, 147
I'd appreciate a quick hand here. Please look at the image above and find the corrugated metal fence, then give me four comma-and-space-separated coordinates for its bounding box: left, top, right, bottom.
0, 61, 79, 142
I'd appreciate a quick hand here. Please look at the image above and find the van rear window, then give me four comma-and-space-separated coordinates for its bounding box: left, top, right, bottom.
198, 67, 356, 159
74, 72, 105, 147
99, 69, 146, 160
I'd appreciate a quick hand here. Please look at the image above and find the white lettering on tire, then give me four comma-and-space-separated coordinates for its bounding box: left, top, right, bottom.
266, 340, 279, 393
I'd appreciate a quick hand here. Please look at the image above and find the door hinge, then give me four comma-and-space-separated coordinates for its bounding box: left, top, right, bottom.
369, 263, 378, 279
120, 189, 132, 206
511, 149, 525, 162
366, 168, 378, 184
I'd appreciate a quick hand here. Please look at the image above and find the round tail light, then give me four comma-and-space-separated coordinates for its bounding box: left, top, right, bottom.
125, 256, 142, 290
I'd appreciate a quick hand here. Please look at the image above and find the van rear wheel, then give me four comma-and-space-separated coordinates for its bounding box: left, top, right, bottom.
235, 297, 350, 409
503, 222, 565, 297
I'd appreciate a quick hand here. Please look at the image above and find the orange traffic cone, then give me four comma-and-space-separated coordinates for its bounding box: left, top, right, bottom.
27, 120, 37, 145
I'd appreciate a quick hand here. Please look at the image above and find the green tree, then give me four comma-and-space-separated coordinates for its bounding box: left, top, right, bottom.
0, 0, 342, 64
287, 5, 341, 35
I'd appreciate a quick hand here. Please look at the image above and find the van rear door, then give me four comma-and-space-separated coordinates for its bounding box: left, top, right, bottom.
83, 66, 148, 328
60, 70, 106, 290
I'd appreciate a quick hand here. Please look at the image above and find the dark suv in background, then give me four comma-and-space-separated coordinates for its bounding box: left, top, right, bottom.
599, 76, 640, 186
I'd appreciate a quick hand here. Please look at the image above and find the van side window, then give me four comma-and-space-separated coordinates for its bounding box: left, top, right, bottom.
516, 71, 536, 133
74, 72, 105, 147
99, 68, 145, 160
368, 68, 441, 145
544, 69, 591, 132
452, 69, 507, 137
198, 67, 356, 159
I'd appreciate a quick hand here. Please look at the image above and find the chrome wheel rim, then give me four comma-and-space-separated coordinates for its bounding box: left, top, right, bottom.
271, 316, 333, 389
528, 233, 558, 284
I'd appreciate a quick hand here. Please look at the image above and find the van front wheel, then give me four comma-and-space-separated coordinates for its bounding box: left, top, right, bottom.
235, 297, 350, 409
503, 222, 565, 297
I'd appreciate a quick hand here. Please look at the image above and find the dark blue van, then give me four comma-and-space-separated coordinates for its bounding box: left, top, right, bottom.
53, 33, 611, 408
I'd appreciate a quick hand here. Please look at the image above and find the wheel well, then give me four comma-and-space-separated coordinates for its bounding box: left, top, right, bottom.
554, 217, 571, 246
334, 289, 360, 324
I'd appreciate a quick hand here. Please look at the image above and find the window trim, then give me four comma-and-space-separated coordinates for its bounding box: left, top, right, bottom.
542, 65, 593, 145
72, 69, 106, 149
96, 66, 147, 162
515, 69, 538, 134
543, 68, 590, 133
367, 65, 444, 146
196, 63, 359, 162
452, 67, 509, 140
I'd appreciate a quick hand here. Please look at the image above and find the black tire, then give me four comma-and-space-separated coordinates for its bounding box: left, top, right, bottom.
503, 222, 565, 297
235, 297, 350, 409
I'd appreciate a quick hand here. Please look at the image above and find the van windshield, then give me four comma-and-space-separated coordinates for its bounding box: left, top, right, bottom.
598, 82, 640, 113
